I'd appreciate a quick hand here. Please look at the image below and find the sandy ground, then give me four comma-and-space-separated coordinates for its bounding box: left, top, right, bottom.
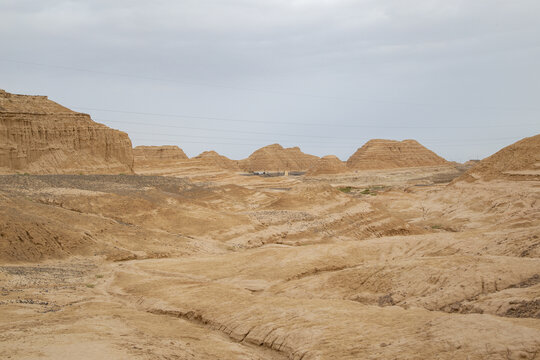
0, 168, 539, 359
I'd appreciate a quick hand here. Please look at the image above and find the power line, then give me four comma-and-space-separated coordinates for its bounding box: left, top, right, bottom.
126, 131, 359, 145
97, 118, 361, 140
128, 137, 519, 149
77, 106, 539, 129
101, 118, 527, 144
126, 131, 521, 148
3, 58, 540, 112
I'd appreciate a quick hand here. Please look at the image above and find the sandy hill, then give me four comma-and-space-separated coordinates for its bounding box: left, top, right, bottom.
240, 143, 319, 172
133, 146, 188, 164
133, 148, 241, 180
457, 134, 540, 182
305, 155, 349, 176
464, 160, 481, 167
346, 139, 448, 170
192, 150, 240, 171
0, 89, 133, 174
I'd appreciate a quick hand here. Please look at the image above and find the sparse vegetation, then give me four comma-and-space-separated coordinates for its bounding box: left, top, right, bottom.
86, 283, 95, 288
338, 186, 353, 193
360, 186, 384, 196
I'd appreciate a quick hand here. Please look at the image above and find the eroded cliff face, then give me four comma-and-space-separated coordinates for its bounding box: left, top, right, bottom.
347, 139, 448, 170
0, 89, 133, 174
239, 144, 319, 172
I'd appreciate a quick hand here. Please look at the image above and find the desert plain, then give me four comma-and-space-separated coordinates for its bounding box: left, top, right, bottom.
0, 90, 539, 359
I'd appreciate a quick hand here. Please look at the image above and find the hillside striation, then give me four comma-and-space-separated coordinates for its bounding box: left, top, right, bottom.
347, 139, 448, 170
240, 144, 319, 172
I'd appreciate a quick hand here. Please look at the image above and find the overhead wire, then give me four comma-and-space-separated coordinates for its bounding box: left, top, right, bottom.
2, 58, 540, 112
2, 58, 537, 156
100, 119, 528, 145
76, 106, 539, 129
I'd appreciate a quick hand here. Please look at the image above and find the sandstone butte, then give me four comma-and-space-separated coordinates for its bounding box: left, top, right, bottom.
0, 89, 133, 174
346, 139, 448, 170
239, 143, 319, 172
457, 134, 540, 182
305, 155, 349, 176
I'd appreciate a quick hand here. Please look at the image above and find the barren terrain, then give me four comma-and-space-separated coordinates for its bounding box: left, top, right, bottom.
1, 90, 539, 359
1, 152, 539, 359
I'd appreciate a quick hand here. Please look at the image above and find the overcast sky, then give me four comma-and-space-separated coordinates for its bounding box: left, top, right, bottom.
1, 0, 539, 161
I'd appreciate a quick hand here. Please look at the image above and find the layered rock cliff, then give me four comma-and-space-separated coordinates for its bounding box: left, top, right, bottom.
346, 139, 448, 170
0, 89, 133, 174
306, 155, 349, 176
239, 144, 319, 172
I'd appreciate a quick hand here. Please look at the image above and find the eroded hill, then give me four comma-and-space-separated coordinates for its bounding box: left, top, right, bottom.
0, 89, 133, 174
347, 139, 448, 170
240, 144, 319, 172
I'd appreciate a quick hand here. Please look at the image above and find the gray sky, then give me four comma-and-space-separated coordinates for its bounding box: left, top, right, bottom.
1, 0, 539, 162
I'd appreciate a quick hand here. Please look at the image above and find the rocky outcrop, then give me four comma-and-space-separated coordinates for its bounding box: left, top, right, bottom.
0, 89, 133, 174
347, 139, 448, 170
457, 134, 540, 182
306, 155, 349, 176
239, 144, 319, 172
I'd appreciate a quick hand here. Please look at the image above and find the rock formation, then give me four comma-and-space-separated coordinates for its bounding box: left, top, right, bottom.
192, 150, 240, 171
133, 146, 188, 164
0, 89, 133, 174
240, 144, 319, 172
457, 134, 540, 182
346, 139, 448, 170
305, 155, 348, 176
132, 146, 241, 177
463, 160, 481, 168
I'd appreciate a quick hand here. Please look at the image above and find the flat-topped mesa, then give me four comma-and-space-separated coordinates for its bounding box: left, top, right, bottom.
306, 155, 349, 176
133, 146, 188, 163
346, 139, 448, 170
239, 143, 319, 172
456, 134, 540, 182
192, 150, 240, 171
0, 89, 133, 174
